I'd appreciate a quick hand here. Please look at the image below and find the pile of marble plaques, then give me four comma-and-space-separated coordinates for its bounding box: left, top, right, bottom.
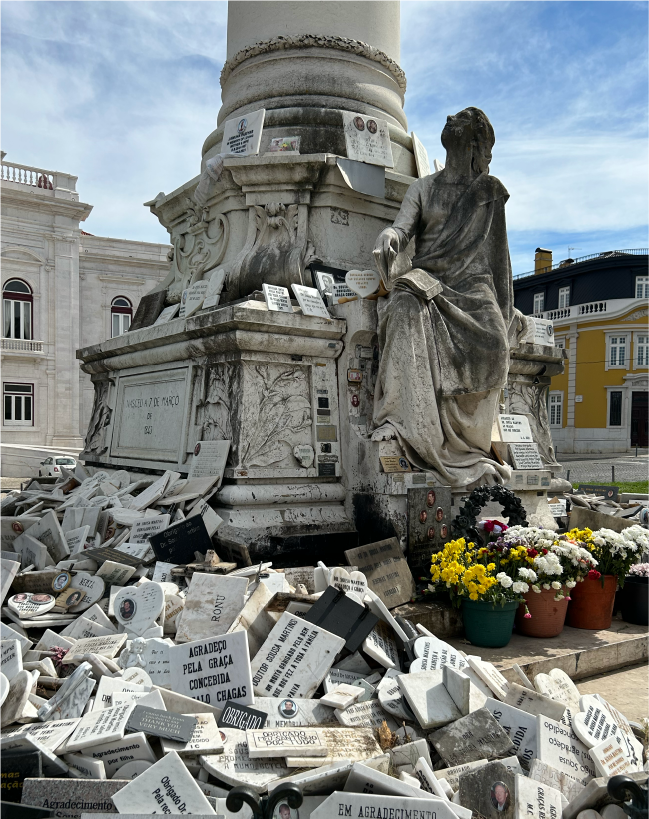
1, 468, 647, 818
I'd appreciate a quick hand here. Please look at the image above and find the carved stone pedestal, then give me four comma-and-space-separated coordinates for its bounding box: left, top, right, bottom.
78, 298, 360, 564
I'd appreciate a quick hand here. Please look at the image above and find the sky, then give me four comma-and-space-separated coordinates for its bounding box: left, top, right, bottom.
2, 1, 647, 277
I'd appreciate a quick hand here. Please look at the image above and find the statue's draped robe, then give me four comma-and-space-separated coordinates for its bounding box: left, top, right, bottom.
374, 171, 514, 487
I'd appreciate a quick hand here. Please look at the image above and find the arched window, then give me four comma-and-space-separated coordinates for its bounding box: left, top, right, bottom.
111, 296, 132, 337
3, 279, 33, 340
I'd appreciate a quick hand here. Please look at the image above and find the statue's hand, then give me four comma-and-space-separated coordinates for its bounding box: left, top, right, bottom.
373, 227, 400, 279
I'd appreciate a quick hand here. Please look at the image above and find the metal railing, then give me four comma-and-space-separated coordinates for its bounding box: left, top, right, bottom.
1, 338, 44, 353
514, 249, 648, 280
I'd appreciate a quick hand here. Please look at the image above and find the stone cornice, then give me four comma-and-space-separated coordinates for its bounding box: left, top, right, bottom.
1, 185, 93, 220
221, 34, 406, 91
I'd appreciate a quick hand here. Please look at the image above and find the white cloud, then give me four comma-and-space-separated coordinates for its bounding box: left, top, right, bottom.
2, 0, 646, 269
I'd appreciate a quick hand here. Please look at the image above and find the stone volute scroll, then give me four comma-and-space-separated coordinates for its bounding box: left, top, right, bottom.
371, 107, 516, 489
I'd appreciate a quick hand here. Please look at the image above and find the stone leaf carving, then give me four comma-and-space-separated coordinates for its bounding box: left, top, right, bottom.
196, 365, 235, 446
231, 202, 317, 300
84, 379, 112, 455
241, 365, 312, 468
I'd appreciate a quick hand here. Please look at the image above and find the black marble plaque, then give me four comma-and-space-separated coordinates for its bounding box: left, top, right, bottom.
126, 705, 197, 742
217, 701, 267, 732
302, 586, 378, 652
149, 516, 212, 564
1, 751, 42, 803
406, 485, 453, 576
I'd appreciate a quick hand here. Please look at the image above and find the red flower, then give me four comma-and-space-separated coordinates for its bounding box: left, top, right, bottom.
480, 519, 508, 534
527, 548, 538, 558
588, 569, 601, 579
541, 548, 548, 555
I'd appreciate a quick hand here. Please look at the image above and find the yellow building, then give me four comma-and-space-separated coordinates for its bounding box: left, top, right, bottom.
514, 249, 648, 454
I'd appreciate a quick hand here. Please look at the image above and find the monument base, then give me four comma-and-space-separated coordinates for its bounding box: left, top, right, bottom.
77, 297, 565, 563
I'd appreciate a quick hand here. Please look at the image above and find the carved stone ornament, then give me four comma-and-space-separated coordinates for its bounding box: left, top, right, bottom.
229, 202, 317, 300
220, 34, 407, 91
195, 362, 313, 470
84, 379, 112, 455
507, 375, 560, 470
167, 206, 229, 304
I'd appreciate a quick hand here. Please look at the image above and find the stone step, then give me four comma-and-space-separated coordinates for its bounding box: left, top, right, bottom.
446, 615, 647, 684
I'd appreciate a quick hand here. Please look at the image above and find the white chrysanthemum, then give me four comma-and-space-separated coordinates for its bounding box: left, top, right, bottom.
532, 584, 541, 593
512, 581, 529, 594
551, 581, 562, 590
518, 568, 537, 582
566, 580, 577, 588
543, 583, 551, 590
498, 575, 513, 589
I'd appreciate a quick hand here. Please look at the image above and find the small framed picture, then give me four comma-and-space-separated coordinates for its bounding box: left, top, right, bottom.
267, 136, 301, 153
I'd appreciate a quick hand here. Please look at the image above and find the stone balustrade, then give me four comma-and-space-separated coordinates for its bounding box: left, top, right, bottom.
1, 160, 78, 196
1, 338, 45, 353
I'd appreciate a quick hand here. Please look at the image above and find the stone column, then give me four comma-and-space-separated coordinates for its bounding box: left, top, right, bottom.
202, 1, 415, 176
564, 324, 579, 454
51, 233, 84, 448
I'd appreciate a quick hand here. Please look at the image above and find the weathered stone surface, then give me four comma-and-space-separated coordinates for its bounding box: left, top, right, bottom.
174, 573, 248, 643
21, 778, 127, 818
430, 708, 516, 767
458, 760, 515, 819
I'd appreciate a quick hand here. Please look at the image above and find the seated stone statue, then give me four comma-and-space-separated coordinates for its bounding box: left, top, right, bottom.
372, 107, 516, 488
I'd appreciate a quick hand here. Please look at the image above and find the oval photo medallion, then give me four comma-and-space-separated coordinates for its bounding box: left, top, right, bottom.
427, 526, 435, 541
426, 490, 436, 508
279, 699, 299, 719
435, 507, 444, 522
441, 524, 448, 538
419, 510, 427, 524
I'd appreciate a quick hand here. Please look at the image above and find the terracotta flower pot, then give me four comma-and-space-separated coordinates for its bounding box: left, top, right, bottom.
515, 586, 569, 638
566, 575, 617, 630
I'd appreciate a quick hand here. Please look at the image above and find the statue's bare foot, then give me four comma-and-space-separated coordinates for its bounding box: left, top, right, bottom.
371, 423, 398, 442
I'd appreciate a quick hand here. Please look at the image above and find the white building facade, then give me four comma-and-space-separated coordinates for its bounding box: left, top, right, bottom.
1, 155, 170, 449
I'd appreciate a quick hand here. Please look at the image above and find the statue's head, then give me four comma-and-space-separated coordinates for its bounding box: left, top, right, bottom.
441, 107, 495, 174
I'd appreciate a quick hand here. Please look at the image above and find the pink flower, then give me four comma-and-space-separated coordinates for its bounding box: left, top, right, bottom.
524, 613, 532, 619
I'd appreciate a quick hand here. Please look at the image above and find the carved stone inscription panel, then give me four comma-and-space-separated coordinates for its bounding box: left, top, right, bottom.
112, 368, 190, 461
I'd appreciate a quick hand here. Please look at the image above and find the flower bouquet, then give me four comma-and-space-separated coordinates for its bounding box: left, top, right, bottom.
501, 525, 599, 637
565, 525, 649, 630
429, 536, 532, 647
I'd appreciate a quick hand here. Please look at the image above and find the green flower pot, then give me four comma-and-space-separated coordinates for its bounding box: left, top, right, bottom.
462, 599, 518, 648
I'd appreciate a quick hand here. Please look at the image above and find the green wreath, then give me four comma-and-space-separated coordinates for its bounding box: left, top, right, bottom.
451, 485, 528, 543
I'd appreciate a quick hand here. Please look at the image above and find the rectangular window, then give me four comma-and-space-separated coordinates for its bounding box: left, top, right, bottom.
3, 383, 34, 426
558, 287, 570, 309
549, 393, 563, 427
636, 276, 649, 299
609, 336, 628, 367
2, 299, 32, 340
636, 335, 649, 367
555, 339, 565, 349
112, 312, 131, 338
609, 391, 622, 426
533, 293, 545, 313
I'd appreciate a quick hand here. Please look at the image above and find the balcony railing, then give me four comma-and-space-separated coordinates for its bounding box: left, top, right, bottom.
531, 297, 644, 323
1, 338, 44, 353
514, 249, 648, 280
1, 160, 78, 195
